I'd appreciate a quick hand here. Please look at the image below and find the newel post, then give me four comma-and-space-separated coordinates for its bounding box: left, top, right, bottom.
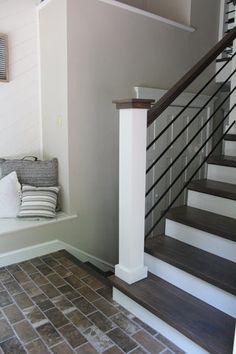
113, 99, 154, 284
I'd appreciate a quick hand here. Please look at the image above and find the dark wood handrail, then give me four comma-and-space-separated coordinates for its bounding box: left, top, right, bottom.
147, 26, 236, 126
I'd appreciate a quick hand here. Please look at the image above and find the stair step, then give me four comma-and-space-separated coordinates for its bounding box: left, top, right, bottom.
110, 273, 235, 354
166, 206, 236, 243
224, 134, 236, 141
145, 235, 236, 296
208, 155, 236, 167
188, 179, 236, 200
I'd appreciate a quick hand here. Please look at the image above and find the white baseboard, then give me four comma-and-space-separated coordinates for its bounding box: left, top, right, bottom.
113, 288, 208, 354
58, 241, 115, 272
0, 239, 114, 272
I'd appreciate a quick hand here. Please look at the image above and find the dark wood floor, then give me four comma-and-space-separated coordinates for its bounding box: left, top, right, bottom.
166, 205, 236, 242
145, 235, 236, 295
208, 155, 236, 167
188, 178, 236, 200
110, 273, 235, 354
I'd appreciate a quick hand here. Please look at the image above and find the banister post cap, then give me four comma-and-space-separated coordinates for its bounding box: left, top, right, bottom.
113, 99, 155, 110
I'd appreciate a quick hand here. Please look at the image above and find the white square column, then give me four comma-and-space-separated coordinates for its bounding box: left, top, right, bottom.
113, 99, 154, 284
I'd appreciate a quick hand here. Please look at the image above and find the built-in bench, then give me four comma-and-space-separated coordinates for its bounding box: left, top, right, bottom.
0, 212, 77, 236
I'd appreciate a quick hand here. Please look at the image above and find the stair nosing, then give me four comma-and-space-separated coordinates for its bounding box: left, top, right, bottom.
224, 134, 236, 141
208, 155, 236, 168
188, 179, 236, 201
166, 206, 236, 243
110, 273, 235, 354
145, 235, 236, 296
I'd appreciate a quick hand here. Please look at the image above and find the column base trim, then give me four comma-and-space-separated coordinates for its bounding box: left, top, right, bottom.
115, 264, 148, 284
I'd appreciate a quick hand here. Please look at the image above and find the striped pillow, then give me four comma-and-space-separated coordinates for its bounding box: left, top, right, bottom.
18, 185, 60, 218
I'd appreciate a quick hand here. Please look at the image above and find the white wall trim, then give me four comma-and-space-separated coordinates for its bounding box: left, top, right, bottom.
59, 240, 115, 272
0, 238, 114, 272
0, 240, 62, 267
98, 0, 195, 32
113, 288, 208, 354
0, 213, 77, 236
38, 0, 195, 32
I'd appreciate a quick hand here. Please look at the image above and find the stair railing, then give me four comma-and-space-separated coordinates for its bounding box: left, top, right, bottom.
113, 27, 236, 285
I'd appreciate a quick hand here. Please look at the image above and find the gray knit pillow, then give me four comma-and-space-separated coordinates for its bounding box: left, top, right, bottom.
0, 158, 58, 187
0, 159, 5, 179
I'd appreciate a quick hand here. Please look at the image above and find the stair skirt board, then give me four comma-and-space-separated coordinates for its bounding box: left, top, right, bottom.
224, 141, 236, 156
207, 164, 236, 184
144, 253, 236, 317
165, 219, 236, 263
187, 190, 236, 219
113, 288, 209, 354
0, 239, 114, 272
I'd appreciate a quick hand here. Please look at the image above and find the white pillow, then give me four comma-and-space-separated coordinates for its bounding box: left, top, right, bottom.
0, 172, 21, 218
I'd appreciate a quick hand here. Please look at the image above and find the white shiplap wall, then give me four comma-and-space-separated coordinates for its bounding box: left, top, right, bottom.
0, 0, 41, 158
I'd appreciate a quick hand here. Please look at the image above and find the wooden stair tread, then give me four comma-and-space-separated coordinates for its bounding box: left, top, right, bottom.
208, 155, 236, 167
110, 273, 235, 354
145, 235, 236, 295
166, 206, 236, 243
224, 134, 236, 141
188, 178, 236, 200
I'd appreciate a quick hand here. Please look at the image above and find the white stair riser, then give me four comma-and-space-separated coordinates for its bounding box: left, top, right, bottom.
224, 141, 236, 156
144, 253, 236, 317
165, 219, 236, 262
113, 288, 209, 354
187, 190, 236, 219
207, 164, 236, 184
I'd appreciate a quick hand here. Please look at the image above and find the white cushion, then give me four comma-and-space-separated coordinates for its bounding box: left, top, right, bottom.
0, 172, 21, 218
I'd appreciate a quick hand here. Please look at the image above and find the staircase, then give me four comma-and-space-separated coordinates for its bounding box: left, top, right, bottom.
111, 146, 236, 353
111, 26, 236, 354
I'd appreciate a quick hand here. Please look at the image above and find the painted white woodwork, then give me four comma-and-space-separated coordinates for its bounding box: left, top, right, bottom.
165, 219, 236, 262
0, 0, 41, 158
0, 212, 77, 236
208, 164, 236, 184
115, 106, 148, 284
224, 141, 236, 156
113, 288, 209, 354
97, 0, 195, 32
187, 190, 236, 219
144, 252, 236, 317
233, 326, 236, 354
135, 87, 214, 236
0, 238, 114, 272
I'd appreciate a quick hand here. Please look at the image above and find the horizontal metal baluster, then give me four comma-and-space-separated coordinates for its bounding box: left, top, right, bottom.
145, 104, 236, 219
147, 52, 236, 151
145, 120, 236, 238
146, 86, 236, 198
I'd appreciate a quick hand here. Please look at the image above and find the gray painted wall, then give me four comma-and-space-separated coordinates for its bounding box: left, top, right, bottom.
38, 0, 220, 265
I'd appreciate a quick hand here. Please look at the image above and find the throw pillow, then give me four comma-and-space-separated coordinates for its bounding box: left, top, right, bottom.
18, 185, 60, 218
0, 171, 21, 218
1, 158, 58, 187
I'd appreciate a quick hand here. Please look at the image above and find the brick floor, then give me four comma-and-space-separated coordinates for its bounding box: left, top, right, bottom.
0, 251, 185, 353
